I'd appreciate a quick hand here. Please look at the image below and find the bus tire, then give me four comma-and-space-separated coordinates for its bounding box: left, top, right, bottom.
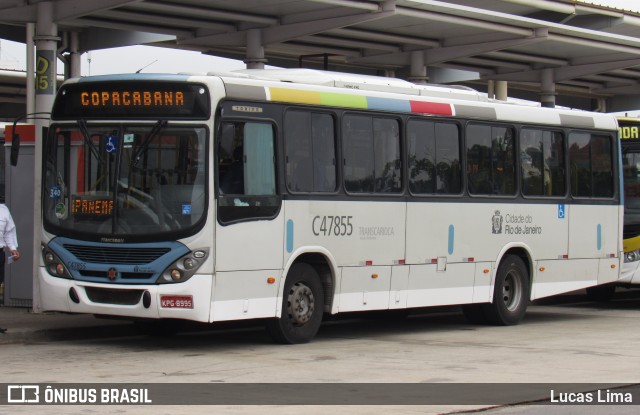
482, 255, 529, 326
266, 263, 324, 344
586, 284, 616, 302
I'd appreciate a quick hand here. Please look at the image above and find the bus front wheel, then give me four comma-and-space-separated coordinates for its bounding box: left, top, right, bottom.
266, 263, 324, 344
483, 254, 530, 326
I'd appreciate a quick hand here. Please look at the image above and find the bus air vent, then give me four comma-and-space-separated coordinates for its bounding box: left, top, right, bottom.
64, 245, 171, 264
85, 287, 144, 306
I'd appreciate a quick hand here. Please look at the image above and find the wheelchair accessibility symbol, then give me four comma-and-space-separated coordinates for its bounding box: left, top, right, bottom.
106, 135, 119, 153
558, 203, 565, 219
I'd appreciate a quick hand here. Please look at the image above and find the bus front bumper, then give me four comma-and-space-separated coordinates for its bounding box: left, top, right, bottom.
37, 268, 212, 323
620, 260, 640, 285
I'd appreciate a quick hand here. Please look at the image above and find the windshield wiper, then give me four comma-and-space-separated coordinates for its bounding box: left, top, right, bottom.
132, 120, 168, 167
77, 119, 103, 163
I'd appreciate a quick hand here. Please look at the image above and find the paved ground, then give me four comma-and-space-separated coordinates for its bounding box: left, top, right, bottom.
1, 289, 639, 414
0, 306, 137, 344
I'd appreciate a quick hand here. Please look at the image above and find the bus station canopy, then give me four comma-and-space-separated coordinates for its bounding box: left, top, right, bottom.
2, 0, 640, 110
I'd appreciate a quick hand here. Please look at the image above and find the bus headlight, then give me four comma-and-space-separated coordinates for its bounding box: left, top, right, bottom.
624, 250, 640, 263
157, 248, 209, 284
41, 244, 72, 279
183, 258, 195, 270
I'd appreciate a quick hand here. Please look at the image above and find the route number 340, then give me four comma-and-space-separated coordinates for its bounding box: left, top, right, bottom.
312, 215, 353, 236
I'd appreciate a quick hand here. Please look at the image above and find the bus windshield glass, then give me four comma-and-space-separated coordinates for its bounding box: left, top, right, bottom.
43, 122, 207, 241
623, 149, 640, 238
624, 151, 640, 209
619, 118, 640, 236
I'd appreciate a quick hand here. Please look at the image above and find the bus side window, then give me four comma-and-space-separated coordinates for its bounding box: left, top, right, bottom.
591, 135, 613, 198
217, 119, 280, 224
284, 110, 336, 193
466, 124, 493, 195
521, 129, 565, 197
569, 132, 614, 198
466, 123, 515, 196
407, 119, 461, 195
343, 114, 401, 194
218, 123, 237, 194
243, 123, 276, 196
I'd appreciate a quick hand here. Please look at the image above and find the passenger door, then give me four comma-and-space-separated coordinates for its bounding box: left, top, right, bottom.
213, 120, 284, 320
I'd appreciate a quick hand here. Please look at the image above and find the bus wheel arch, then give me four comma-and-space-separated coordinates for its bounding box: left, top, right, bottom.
266, 252, 335, 343
496, 246, 533, 298
283, 251, 336, 313
486, 248, 531, 326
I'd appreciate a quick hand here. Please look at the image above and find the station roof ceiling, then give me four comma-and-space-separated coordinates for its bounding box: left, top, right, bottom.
1, 0, 640, 106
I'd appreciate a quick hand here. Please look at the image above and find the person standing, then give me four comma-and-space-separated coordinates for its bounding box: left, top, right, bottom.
0, 203, 19, 333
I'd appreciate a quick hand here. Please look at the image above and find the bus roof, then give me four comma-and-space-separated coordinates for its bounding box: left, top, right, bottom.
61, 70, 619, 131
216, 69, 617, 131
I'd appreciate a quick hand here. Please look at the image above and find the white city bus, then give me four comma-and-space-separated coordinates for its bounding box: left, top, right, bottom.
38, 69, 622, 343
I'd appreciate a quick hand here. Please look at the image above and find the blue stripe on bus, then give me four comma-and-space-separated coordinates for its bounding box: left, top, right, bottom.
286, 219, 294, 253
448, 224, 455, 255
366, 96, 412, 113
597, 224, 602, 250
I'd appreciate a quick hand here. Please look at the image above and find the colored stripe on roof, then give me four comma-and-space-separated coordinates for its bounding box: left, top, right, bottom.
270, 87, 321, 105
267, 86, 453, 116
322, 92, 367, 108
367, 96, 411, 112
410, 100, 453, 116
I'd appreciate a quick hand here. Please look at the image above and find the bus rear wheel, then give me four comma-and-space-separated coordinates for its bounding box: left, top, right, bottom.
266, 263, 324, 344
482, 254, 530, 326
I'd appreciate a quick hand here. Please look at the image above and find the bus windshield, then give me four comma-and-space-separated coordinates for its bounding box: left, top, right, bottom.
623, 149, 640, 235
43, 122, 207, 241
624, 151, 640, 208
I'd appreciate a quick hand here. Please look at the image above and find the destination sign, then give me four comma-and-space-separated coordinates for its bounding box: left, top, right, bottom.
52, 81, 210, 120
620, 125, 639, 140
71, 197, 114, 217
80, 90, 185, 108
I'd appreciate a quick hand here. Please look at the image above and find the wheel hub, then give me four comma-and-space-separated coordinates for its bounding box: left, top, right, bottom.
503, 271, 522, 311
287, 282, 315, 326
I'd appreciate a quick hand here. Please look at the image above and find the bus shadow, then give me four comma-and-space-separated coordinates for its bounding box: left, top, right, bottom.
533, 287, 640, 310
60, 288, 640, 350
79, 302, 605, 351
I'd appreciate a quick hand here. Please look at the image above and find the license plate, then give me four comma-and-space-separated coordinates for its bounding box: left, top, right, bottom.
160, 295, 193, 309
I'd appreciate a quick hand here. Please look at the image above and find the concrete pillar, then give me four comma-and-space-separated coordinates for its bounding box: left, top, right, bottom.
68, 31, 81, 78
26, 23, 35, 116
487, 80, 495, 99
32, 1, 59, 311
540, 68, 556, 108
408, 50, 428, 84
245, 29, 267, 69
495, 80, 508, 101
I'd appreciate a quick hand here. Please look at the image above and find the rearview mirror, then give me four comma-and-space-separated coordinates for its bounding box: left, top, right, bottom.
10, 132, 20, 166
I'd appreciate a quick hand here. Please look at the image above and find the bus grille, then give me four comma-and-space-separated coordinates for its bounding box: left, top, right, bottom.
63, 245, 171, 264
78, 270, 155, 280
85, 287, 144, 305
